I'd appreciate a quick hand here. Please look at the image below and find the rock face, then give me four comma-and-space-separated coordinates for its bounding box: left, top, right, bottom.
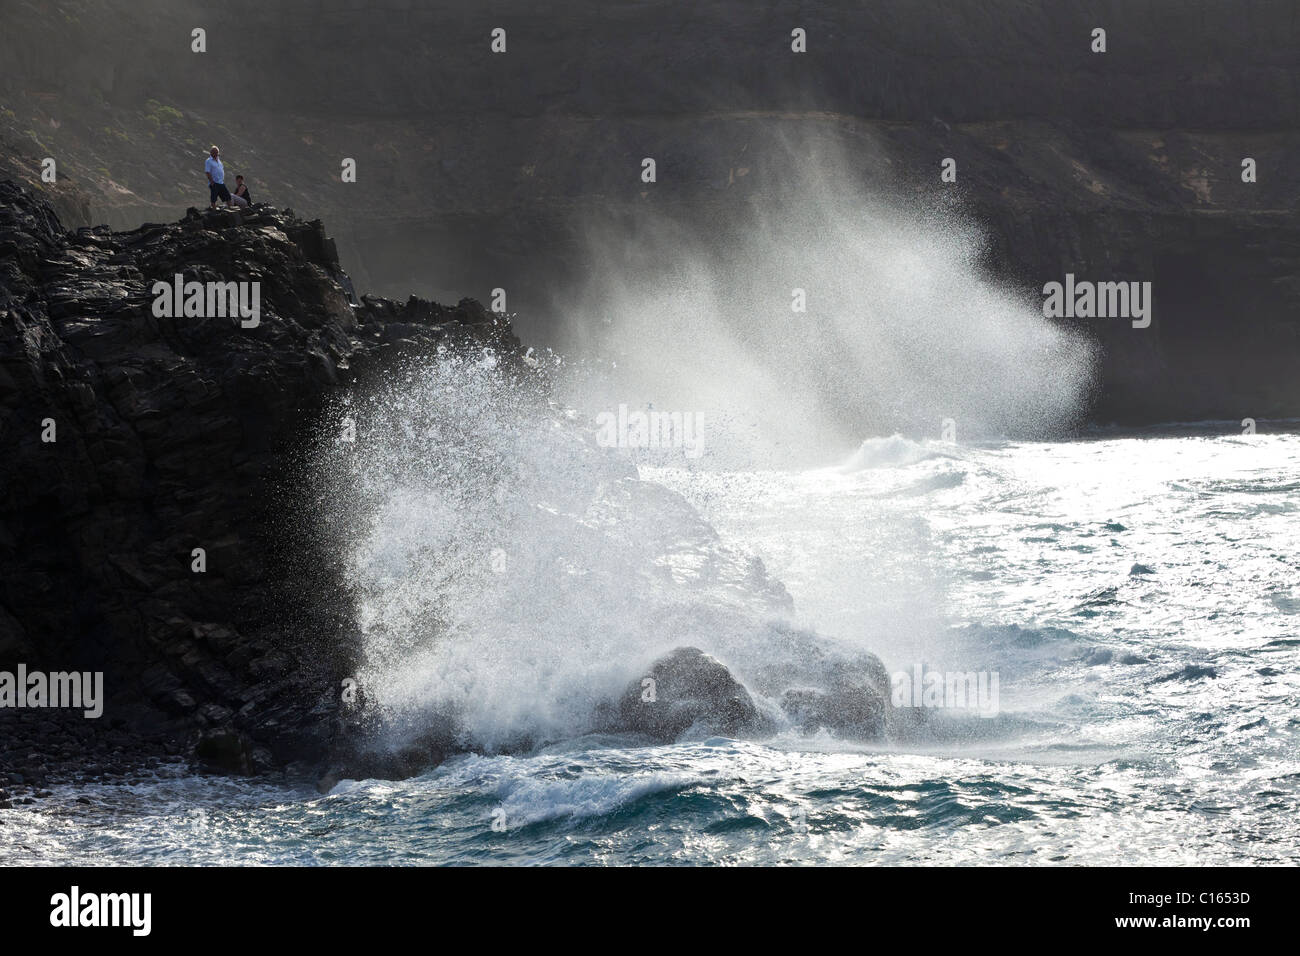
611, 647, 774, 743
0, 180, 515, 779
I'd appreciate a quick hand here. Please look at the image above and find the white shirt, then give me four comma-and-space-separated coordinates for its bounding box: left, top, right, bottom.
204, 156, 225, 184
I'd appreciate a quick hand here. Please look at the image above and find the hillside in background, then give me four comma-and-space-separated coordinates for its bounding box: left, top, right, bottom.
2, 0, 1298, 422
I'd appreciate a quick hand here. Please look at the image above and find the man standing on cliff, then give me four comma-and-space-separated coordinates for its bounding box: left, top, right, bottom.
204, 146, 234, 210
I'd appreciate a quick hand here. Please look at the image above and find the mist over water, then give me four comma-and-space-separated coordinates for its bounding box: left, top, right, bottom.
312, 354, 815, 755
262, 183, 1300, 863
276, 142, 1299, 869
305, 147, 1104, 758
555, 140, 1098, 467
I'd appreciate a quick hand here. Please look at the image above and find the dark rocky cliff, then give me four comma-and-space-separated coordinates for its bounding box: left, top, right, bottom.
0, 180, 514, 784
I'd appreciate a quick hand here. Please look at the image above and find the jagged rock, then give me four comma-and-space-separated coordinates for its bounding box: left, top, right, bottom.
611, 646, 774, 743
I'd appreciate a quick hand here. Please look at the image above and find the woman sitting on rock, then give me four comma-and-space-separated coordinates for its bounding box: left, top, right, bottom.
231, 175, 253, 208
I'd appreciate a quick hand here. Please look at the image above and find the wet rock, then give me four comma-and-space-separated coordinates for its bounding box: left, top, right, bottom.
780, 653, 893, 741
612, 647, 773, 743
317, 707, 460, 792
195, 730, 253, 775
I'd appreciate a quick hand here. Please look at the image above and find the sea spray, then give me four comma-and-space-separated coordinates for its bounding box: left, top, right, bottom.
309, 352, 805, 755
555, 133, 1097, 466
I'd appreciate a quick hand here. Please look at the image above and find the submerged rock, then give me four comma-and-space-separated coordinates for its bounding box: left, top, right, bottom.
317, 709, 461, 793
1151, 664, 1218, 683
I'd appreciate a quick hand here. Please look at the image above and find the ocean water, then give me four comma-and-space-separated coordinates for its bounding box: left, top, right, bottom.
7, 427, 1299, 865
